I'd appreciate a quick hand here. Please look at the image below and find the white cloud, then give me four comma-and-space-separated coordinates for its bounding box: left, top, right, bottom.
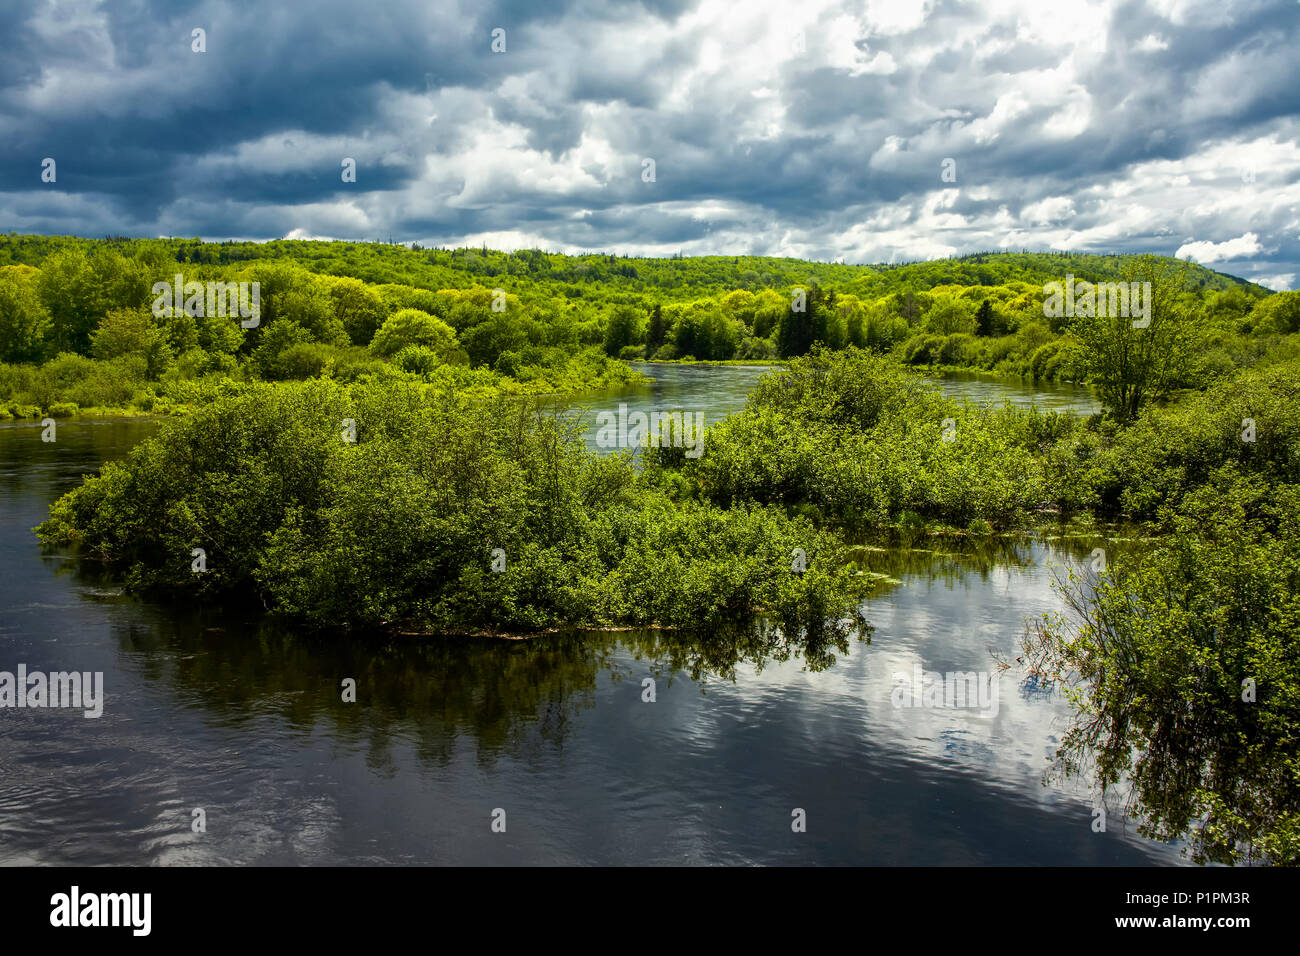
862, 0, 932, 36
1254, 273, 1295, 291
1175, 232, 1263, 263
1020, 197, 1076, 225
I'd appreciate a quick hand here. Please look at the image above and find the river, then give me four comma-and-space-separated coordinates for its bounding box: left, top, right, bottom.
561, 363, 1102, 451
0, 366, 1184, 865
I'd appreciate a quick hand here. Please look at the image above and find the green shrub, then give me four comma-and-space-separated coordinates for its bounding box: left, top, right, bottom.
69, 356, 147, 409
937, 333, 974, 366
395, 345, 443, 377
0, 361, 35, 402
492, 350, 521, 377
370, 309, 458, 358
674, 347, 1088, 528
251, 319, 314, 379
1026, 473, 1300, 864
275, 342, 338, 380
91, 307, 173, 377
1091, 360, 1300, 518
39, 378, 867, 638
902, 333, 944, 365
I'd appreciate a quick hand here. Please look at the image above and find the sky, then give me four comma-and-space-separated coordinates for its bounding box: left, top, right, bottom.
1, 0, 1298, 288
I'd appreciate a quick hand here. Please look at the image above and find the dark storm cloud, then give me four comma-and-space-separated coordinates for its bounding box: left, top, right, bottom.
0, 0, 1297, 285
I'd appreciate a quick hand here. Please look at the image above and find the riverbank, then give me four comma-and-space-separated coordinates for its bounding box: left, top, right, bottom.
637, 355, 1097, 398
637, 358, 786, 367
1, 402, 181, 420
0, 358, 653, 422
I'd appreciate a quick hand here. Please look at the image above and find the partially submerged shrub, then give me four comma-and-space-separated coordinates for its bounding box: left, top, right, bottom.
39, 378, 868, 638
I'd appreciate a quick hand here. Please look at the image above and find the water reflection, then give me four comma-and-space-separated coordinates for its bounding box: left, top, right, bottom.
551, 363, 1100, 452
930, 368, 1101, 415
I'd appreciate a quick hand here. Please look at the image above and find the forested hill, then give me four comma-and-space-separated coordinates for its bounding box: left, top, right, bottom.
0, 234, 1265, 303
3, 232, 1292, 402
863, 251, 1265, 295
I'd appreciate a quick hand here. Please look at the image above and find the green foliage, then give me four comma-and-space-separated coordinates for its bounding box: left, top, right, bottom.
36, 248, 150, 355
1089, 360, 1300, 519
0, 234, 1289, 413
924, 295, 975, 335
275, 342, 341, 380
252, 319, 314, 379
324, 275, 387, 345
666, 346, 1066, 528
39, 378, 868, 638
1026, 473, 1300, 864
674, 299, 743, 360
1070, 255, 1195, 422
0, 266, 52, 363
394, 344, 443, 376
1250, 291, 1300, 334
459, 311, 529, 367
91, 307, 173, 378
275, 277, 348, 347
642, 348, 1299, 536
369, 308, 458, 358
603, 305, 643, 356
27, 352, 147, 411
373, 283, 444, 316
646, 304, 666, 355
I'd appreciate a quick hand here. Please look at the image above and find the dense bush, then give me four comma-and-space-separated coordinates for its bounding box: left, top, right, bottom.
1026, 472, 1300, 864
369, 308, 458, 358
0, 266, 51, 363
1089, 361, 1300, 519
655, 348, 1300, 532
661, 347, 1079, 529
39, 378, 867, 638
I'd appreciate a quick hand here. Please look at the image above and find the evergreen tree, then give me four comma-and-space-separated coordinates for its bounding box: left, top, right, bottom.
646, 304, 665, 353
778, 284, 819, 357
812, 288, 833, 346
898, 291, 920, 324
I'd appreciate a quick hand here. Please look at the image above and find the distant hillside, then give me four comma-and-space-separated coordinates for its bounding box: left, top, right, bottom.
0, 234, 862, 303
0, 234, 1269, 303
858, 251, 1267, 296
1, 232, 1294, 418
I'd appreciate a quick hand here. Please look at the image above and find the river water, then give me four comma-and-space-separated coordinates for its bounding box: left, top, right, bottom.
0, 367, 1185, 865
564, 363, 1101, 451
